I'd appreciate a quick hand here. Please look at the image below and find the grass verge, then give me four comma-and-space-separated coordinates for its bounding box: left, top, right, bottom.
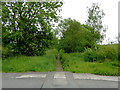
2, 49, 58, 72
60, 52, 119, 76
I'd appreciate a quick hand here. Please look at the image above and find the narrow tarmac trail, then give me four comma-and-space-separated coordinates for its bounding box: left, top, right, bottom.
56, 54, 63, 72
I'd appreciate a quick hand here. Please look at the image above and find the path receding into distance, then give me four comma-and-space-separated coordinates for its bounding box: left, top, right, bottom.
1, 54, 119, 89
56, 54, 63, 72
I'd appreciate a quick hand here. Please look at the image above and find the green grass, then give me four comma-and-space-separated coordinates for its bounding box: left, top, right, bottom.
60, 51, 119, 76
2, 43, 119, 76
0, 45, 2, 72
2, 49, 58, 72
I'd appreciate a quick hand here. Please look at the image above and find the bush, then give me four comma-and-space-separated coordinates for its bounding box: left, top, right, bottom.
83, 44, 118, 62
59, 49, 71, 69
83, 48, 97, 62
96, 45, 118, 61
59, 49, 65, 60
2, 47, 11, 60
118, 44, 120, 61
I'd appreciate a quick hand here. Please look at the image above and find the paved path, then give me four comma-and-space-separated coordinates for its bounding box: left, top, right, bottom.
56, 54, 63, 72
2, 72, 119, 88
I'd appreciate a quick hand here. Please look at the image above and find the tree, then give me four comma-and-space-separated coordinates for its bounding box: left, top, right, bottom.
54, 18, 73, 39
2, 1, 63, 57
56, 18, 95, 53
86, 3, 106, 50
62, 19, 83, 52
49, 33, 59, 49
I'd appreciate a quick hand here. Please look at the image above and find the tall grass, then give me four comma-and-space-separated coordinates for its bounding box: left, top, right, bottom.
2, 49, 58, 72
84, 44, 118, 62
59, 44, 119, 76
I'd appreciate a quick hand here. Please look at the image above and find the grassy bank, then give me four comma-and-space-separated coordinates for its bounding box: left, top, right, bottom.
59, 44, 119, 76
2, 49, 58, 72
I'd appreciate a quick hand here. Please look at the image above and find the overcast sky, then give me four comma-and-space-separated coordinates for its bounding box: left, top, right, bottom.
60, 0, 119, 44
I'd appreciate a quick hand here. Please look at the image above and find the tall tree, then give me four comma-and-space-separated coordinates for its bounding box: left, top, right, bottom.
86, 3, 106, 50
54, 18, 73, 39
56, 18, 95, 53
2, 1, 63, 56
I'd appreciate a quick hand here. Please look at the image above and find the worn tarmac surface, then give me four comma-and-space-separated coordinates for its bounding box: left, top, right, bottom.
2, 72, 119, 89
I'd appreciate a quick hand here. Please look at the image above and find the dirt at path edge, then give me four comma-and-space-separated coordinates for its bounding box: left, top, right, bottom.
56, 54, 63, 72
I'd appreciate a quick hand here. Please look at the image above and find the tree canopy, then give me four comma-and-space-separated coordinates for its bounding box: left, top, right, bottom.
86, 3, 106, 49
2, 1, 63, 56
55, 18, 98, 53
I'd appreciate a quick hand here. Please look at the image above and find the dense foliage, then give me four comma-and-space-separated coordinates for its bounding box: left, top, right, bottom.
55, 3, 108, 55
55, 18, 100, 53
1, 2, 119, 75
59, 44, 119, 76
2, 1, 63, 58
83, 44, 118, 62
2, 49, 58, 72
86, 3, 106, 50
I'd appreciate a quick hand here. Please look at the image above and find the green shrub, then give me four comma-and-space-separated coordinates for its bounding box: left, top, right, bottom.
118, 44, 120, 61
59, 49, 65, 60
83, 48, 97, 62
111, 60, 119, 67
59, 53, 72, 70
96, 45, 118, 61
2, 46, 11, 60
83, 44, 118, 62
